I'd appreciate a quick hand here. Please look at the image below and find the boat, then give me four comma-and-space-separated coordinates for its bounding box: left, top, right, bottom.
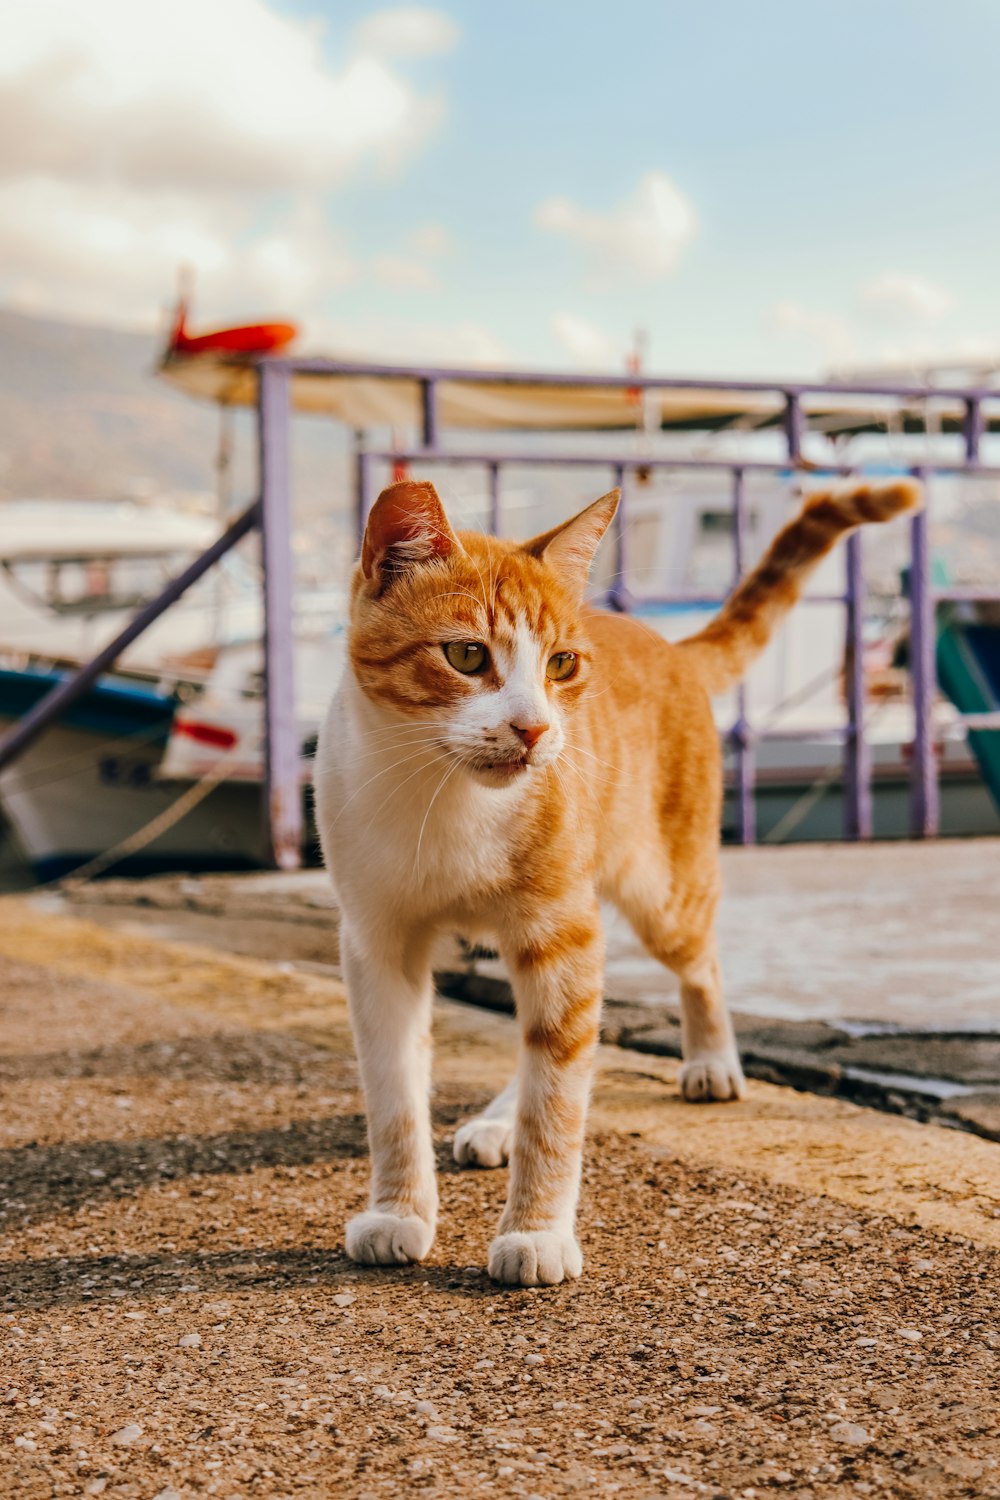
0, 499, 272, 880
0, 498, 262, 672
935, 573, 1000, 820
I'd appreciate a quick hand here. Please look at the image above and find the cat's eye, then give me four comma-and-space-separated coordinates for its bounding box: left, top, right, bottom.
444, 641, 489, 675
546, 651, 578, 681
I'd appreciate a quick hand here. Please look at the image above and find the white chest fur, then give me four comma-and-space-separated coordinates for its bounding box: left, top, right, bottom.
314, 680, 525, 930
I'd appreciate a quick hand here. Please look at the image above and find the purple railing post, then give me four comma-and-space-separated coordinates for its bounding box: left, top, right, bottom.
908, 485, 939, 837
487, 461, 501, 535
421, 379, 438, 449
608, 463, 628, 610
730, 467, 756, 845
356, 449, 373, 553
258, 361, 302, 871
783, 392, 804, 464
962, 397, 984, 463
843, 530, 872, 839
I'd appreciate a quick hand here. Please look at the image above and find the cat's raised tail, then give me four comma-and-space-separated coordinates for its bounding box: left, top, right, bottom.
679, 477, 922, 695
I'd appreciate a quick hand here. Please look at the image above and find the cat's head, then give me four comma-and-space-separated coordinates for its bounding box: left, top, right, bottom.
349, 479, 618, 787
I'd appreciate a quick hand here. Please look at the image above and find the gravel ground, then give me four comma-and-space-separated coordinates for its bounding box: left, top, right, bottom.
1, 915, 999, 1499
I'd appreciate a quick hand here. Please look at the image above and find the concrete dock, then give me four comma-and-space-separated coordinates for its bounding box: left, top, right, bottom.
62, 839, 1000, 1141
0, 839, 998, 1497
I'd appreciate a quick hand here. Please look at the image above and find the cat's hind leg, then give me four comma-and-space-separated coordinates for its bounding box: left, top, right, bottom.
618, 872, 745, 1102
672, 941, 746, 1102
341, 925, 438, 1265
453, 1076, 517, 1167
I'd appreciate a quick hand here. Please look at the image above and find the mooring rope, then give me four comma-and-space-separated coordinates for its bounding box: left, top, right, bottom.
53, 746, 243, 890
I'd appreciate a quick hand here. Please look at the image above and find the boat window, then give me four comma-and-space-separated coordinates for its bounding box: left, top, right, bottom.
688, 509, 758, 595
698, 509, 758, 534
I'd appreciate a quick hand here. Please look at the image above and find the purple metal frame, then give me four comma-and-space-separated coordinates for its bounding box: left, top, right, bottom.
258, 363, 302, 869
4, 355, 1000, 869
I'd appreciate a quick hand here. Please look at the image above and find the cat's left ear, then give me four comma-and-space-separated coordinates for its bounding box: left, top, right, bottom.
361, 480, 460, 594
522, 489, 620, 598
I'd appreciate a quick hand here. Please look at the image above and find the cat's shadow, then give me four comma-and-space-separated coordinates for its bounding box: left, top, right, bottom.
2, 1241, 541, 1313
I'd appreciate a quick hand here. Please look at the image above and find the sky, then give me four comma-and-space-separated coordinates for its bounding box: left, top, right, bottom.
1, 0, 999, 378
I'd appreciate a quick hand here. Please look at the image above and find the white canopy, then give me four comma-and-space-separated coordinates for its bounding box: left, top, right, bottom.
157, 350, 993, 439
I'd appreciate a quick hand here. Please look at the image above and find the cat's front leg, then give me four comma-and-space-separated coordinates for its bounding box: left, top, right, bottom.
341, 925, 437, 1266
488, 903, 604, 1287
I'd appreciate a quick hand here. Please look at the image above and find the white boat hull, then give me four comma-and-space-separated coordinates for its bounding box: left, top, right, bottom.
0, 717, 271, 880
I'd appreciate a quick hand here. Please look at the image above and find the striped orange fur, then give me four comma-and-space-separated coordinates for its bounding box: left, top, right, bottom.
315, 475, 922, 1286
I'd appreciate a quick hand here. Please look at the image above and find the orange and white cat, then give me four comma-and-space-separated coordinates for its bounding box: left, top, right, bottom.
315, 475, 920, 1286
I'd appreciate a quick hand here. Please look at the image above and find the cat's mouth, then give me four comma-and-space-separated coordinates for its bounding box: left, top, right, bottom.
474, 755, 531, 783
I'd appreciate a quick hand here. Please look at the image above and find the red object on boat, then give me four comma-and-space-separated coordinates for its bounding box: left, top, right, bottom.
173, 719, 239, 750
167, 296, 297, 359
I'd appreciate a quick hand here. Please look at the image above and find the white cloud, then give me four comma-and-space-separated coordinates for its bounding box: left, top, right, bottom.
0, 0, 443, 193
0, 176, 356, 329
373, 253, 438, 291
0, 0, 448, 329
769, 301, 858, 365
768, 291, 993, 378
860, 272, 954, 323
355, 6, 459, 58
550, 313, 618, 368
406, 222, 455, 257
320, 315, 509, 367
536, 171, 697, 281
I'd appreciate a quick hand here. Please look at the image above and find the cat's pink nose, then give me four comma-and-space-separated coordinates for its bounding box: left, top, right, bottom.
511, 720, 549, 750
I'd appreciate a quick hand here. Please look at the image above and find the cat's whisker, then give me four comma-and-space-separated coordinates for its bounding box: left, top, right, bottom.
347, 733, 446, 757
577, 666, 630, 703
357, 748, 453, 842
563, 741, 620, 775
351, 737, 447, 762
353, 716, 439, 733
430, 588, 489, 613
483, 535, 497, 619
458, 538, 492, 622
352, 726, 444, 747
413, 755, 462, 880
324, 744, 447, 829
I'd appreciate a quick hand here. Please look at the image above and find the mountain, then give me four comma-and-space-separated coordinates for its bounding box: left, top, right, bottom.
0, 306, 348, 514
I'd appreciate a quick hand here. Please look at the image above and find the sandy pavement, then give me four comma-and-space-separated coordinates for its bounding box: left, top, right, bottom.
1, 900, 999, 1499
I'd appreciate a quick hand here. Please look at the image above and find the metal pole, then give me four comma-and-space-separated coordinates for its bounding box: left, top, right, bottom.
843, 531, 872, 839
356, 449, 373, 553
421, 379, 438, 449
258, 362, 303, 871
963, 397, 984, 464
0, 499, 261, 775
783, 392, 804, 464
908, 487, 939, 837
730, 468, 756, 844
607, 464, 628, 610
487, 461, 501, 536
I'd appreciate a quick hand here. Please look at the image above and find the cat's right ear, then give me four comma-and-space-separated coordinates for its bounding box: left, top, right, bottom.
360, 480, 459, 594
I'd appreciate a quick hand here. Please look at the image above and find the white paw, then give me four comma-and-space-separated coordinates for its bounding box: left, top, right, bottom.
453, 1116, 513, 1168
679, 1051, 747, 1102
345, 1211, 434, 1266
488, 1230, 582, 1287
